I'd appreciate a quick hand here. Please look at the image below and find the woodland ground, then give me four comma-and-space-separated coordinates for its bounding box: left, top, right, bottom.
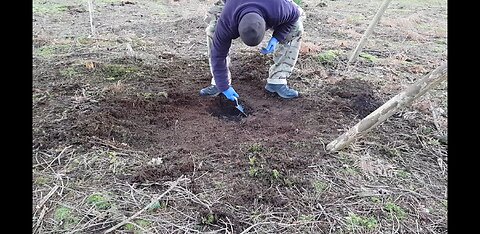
33, 0, 447, 233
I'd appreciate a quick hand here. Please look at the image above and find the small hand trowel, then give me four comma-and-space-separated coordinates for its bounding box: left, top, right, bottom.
233, 97, 247, 117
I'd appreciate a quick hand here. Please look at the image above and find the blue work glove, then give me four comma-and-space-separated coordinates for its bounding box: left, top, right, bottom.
222, 86, 239, 101
260, 37, 279, 54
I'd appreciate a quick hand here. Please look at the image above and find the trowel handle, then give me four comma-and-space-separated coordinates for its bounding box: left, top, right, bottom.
233, 97, 239, 106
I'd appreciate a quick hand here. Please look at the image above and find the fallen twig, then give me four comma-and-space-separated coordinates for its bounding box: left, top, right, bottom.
104, 176, 185, 233
46, 146, 73, 169
33, 205, 48, 233
35, 185, 59, 210
240, 220, 323, 234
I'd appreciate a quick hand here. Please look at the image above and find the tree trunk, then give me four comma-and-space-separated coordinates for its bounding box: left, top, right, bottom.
326, 62, 448, 152
348, 0, 392, 64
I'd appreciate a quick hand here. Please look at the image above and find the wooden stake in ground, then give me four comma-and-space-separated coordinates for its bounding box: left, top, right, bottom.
347, 0, 392, 65
326, 62, 447, 152
87, 0, 95, 37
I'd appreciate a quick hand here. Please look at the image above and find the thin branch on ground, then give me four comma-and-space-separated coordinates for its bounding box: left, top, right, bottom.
35, 185, 59, 210
45, 146, 73, 170
33, 205, 48, 234
104, 176, 187, 233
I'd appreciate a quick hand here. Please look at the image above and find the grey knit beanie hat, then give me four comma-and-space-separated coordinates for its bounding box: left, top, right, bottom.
238, 12, 266, 46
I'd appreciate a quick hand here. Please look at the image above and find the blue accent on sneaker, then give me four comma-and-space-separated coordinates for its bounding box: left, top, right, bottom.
199, 85, 221, 96
265, 84, 299, 99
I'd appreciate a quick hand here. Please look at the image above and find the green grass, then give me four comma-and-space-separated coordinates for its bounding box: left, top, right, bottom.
338, 154, 358, 176
87, 193, 112, 210
347, 14, 366, 25
60, 67, 79, 78
342, 166, 358, 176
370, 197, 381, 203
33, 2, 68, 15
248, 167, 258, 177
384, 202, 407, 220
313, 180, 327, 194
124, 223, 136, 232
346, 212, 378, 230
338, 152, 355, 164
148, 201, 167, 212
36, 46, 56, 57
359, 52, 378, 63
77, 37, 95, 45
441, 200, 447, 209
317, 50, 341, 64
248, 156, 257, 166
272, 169, 281, 180
54, 206, 78, 227
385, 147, 401, 158
34, 176, 51, 185
201, 213, 216, 225
248, 154, 259, 177
396, 169, 410, 179
247, 144, 264, 178
102, 64, 139, 81
248, 143, 263, 153
124, 219, 152, 233
35, 44, 71, 58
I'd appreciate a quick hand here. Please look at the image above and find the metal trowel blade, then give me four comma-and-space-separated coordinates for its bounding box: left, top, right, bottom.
233, 97, 247, 116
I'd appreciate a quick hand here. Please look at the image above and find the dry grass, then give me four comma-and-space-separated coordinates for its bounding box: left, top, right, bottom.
33, 0, 447, 233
